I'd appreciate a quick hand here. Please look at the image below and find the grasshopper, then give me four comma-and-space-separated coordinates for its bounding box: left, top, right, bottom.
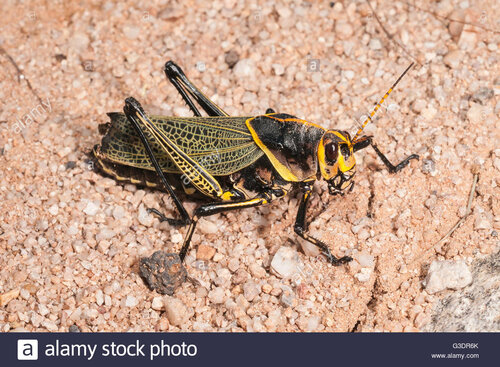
93, 60, 418, 265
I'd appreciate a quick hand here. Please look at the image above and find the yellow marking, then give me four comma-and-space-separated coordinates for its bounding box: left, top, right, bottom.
207, 197, 268, 210
338, 143, 356, 172
330, 131, 349, 144
221, 191, 234, 201
317, 135, 329, 179
100, 162, 127, 181
317, 135, 335, 180
97, 159, 159, 188
184, 187, 196, 195
246, 118, 300, 182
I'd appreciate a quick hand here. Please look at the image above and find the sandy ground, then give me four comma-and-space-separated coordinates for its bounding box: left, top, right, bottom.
0, 0, 498, 332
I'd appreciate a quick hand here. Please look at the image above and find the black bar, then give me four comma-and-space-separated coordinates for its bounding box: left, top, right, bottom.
1, 332, 495, 366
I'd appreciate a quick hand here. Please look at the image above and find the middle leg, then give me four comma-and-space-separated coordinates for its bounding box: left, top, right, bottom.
294, 184, 353, 265
178, 194, 270, 261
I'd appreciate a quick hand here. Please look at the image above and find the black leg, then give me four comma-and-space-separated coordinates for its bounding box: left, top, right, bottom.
123, 97, 191, 226
353, 136, 419, 173
178, 195, 271, 261
371, 143, 419, 173
294, 186, 352, 265
164, 60, 228, 117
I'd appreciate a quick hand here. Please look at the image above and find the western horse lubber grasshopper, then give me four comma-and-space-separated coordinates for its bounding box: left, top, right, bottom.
93, 60, 418, 266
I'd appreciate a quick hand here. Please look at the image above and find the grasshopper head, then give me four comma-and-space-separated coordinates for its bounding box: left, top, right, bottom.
317, 130, 356, 195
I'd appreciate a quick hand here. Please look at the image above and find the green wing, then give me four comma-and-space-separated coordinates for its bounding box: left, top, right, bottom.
97, 113, 264, 176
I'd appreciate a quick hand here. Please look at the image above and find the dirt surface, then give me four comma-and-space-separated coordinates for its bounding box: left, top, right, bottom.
0, 0, 498, 332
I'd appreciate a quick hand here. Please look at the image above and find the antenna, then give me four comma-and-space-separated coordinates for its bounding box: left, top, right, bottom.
352, 62, 414, 143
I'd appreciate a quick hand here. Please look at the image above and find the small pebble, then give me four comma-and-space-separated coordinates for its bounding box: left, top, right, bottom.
151, 296, 164, 311
262, 284, 272, 294
232, 269, 249, 284
369, 38, 382, 50
344, 70, 354, 79
233, 58, 256, 78
208, 287, 225, 304
355, 252, 375, 268
112, 205, 125, 220
96, 228, 115, 242
448, 10, 465, 42
196, 244, 216, 260
164, 296, 189, 327
354, 268, 372, 283
306, 316, 321, 332
280, 286, 296, 307
421, 159, 437, 175
83, 201, 99, 216
474, 216, 491, 230
272, 63, 285, 76
335, 20, 353, 40
443, 50, 462, 68
424, 260, 472, 294
68, 32, 89, 50
243, 281, 260, 302
138, 204, 153, 226
225, 50, 239, 68
68, 325, 80, 332
467, 103, 485, 124
66, 224, 78, 236
270, 246, 301, 278
0, 289, 20, 307
299, 240, 321, 257
197, 218, 218, 234
248, 263, 266, 278
95, 290, 104, 306
124, 295, 138, 307
277, 7, 292, 18
471, 87, 494, 105
123, 25, 140, 40
48, 204, 59, 216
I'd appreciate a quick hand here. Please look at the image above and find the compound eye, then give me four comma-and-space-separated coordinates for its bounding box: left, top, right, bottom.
340, 144, 351, 160
325, 142, 338, 165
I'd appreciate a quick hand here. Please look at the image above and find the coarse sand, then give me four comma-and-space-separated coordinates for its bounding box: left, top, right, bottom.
0, 0, 498, 332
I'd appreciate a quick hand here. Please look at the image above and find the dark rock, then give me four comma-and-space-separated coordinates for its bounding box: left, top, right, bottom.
471, 87, 494, 105
65, 161, 76, 170
69, 324, 80, 332
139, 251, 187, 295
224, 50, 240, 69
421, 159, 436, 175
